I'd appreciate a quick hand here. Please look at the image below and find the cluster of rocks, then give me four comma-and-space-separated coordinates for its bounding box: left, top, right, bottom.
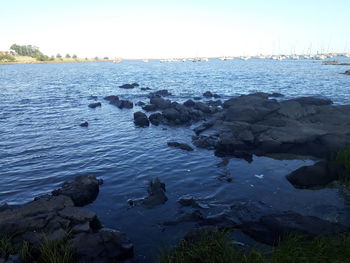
0, 175, 133, 263
164, 198, 349, 246
104, 95, 133, 109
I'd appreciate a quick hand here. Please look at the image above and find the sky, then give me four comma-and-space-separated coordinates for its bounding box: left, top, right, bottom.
1, 0, 349, 59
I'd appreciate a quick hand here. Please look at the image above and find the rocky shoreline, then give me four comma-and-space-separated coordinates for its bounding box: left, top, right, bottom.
3, 84, 350, 262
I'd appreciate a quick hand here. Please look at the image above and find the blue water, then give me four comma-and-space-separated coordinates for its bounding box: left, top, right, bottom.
1, 59, 350, 262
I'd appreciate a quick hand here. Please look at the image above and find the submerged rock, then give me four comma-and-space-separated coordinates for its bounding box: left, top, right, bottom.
167, 142, 194, 151
149, 89, 172, 97
52, 175, 103, 206
88, 102, 102, 109
345, 70, 350, 75
133, 111, 149, 127
119, 84, 135, 89
79, 121, 89, 127
286, 161, 347, 188
141, 178, 168, 208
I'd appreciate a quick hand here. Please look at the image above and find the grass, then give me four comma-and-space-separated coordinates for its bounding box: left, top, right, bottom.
335, 146, 350, 182
38, 237, 74, 263
157, 231, 350, 263
0, 234, 73, 263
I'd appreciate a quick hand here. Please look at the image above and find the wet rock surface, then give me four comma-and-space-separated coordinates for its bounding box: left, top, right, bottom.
79, 121, 89, 127
286, 161, 347, 188
0, 175, 133, 263
167, 142, 194, 151
345, 70, 350, 75
52, 175, 103, 206
140, 178, 168, 208
133, 111, 150, 127
119, 84, 137, 89
88, 102, 102, 109
104, 95, 133, 109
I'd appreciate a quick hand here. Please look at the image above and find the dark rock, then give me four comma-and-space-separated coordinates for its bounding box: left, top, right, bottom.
141, 87, 152, 91
193, 97, 202, 100
141, 178, 168, 208
194, 102, 211, 113
131, 82, 139, 87
133, 111, 150, 127
162, 108, 180, 122
104, 95, 119, 102
183, 99, 195, 107
207, 100, 222, 107
213, 94, 221, 98
79, 121, 89, 127
270, 92, 284, 97
88, 95, 98, 100
163, 210, 204, 226
287, 97, 333, 106
239, 212, 349, 245
142, 104, 158, 112
150, 97, 172, 109
52, 175, 103, 206
193, 121, 215, 135
345, 70, 350, 75
167, 142, 194, 151
149, 113, 163, 126
149, 89, 171, 97
69, 228, 134, 262
111, 99, 133, 109
88, 102, 101, 109
177, 195, 209, 209
119, 84, 135, 89
203, 91, 213, 97
192, 135, 218, 150
136, 101, 145, 106
286, 161, 347, 188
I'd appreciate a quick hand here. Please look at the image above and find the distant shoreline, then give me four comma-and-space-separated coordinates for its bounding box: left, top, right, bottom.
0, 59, 113, 65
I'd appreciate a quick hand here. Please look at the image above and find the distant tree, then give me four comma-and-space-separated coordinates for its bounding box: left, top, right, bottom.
50, 55, 55, 61
72, 54, 77, 59
65, 54, 71, 58
56, 53, 62, 59
103, 56, 109, 60
10, 44, 41, 57
85, 57, 88, 60
94, 56, 99, 60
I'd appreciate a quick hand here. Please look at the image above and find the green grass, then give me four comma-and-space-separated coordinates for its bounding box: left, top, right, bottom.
38, 237, 74, 263
335, 146, 350, 182
157, 231, 350, 263
0, 234, 16, 255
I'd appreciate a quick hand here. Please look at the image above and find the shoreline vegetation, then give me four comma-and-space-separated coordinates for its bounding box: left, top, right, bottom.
0, 44, 114, 65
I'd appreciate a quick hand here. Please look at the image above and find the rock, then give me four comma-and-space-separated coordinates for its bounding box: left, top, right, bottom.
136, 101, 145, 106
149, 113, 163, 126
142, 104, 158, 112
239, 212, 349, 245
287, 97, 333, 106
194, 102, 211, 114
149, 89, 171, 97
344, 70, 350, 75
88, 102, 101, 109
163, 210, 204, 226
69, 228, 134, 262
141, 178, 168, 208
269, 92, 284, 97
177, 195, 209, 209
213, 94, 221, 98
167, 142, 194, 151
119, 84, 135, 89
0, 203, 10, 212
203, 91, 213, 97
104, 95, 119, 102
133, 111, 150, 127
150, 97, 172, 109
183, 99, 195, 107
52, 175, 103, 206
162, 108, 181, 122
286, 161, 347, 188
192, 135, 218, 150
193, 97, 202, 100
79, 121, 89, 127
58, 207, 100, 229
88, 95, 98, 100
141, 87, 152, 91
131, 82, 139, 87
112, 100, 133, 109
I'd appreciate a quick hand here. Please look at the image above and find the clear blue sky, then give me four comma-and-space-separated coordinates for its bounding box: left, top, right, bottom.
1, 0, 349, 58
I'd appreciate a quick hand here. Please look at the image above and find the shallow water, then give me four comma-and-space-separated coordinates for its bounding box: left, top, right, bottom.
1, 59, 350, 262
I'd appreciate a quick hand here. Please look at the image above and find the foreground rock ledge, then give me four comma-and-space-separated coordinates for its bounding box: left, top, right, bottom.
0, 175, 133, 263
